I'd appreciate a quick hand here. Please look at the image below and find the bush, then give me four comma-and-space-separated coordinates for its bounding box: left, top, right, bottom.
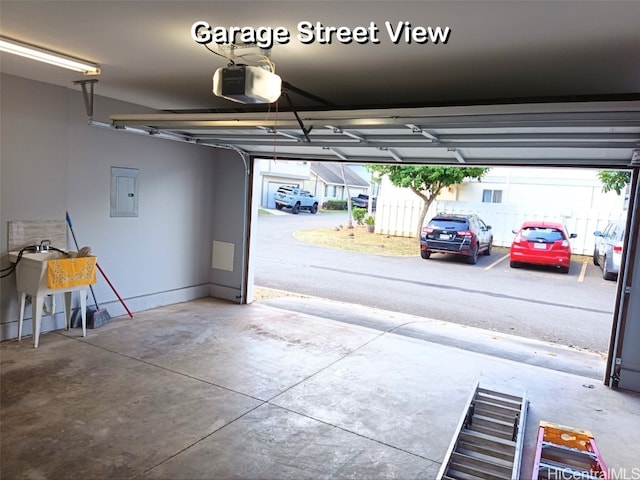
352, 207, 366, 225
364, 215, 375, 225
322, 200, 347, 210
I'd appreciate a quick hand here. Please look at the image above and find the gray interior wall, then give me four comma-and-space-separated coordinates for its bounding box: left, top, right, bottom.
0, 73, 226, 339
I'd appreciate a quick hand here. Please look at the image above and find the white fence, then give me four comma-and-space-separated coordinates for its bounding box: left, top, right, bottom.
375, 197, 626, 256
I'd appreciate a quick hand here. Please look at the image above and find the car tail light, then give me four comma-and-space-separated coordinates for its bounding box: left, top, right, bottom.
614, 245, 623, 253
457, 230, 473, 237
422, 226, 434, 235
513, 234, 522, 244
561, 240, 570, 248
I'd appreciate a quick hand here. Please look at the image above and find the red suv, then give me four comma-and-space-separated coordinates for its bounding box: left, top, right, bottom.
510, 221, 577, 273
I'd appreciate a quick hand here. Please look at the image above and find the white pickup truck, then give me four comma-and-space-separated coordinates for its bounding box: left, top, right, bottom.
274, 185, 319, 214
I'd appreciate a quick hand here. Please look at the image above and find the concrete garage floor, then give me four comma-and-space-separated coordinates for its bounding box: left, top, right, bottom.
1, 297, 639, 479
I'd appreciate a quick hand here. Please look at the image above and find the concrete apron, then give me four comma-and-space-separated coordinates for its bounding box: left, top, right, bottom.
1, 297, 638, 479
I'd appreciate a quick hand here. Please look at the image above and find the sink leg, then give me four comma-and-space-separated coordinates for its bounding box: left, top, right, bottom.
63, 291, 86, 338
63, 292, 72, 331
32, 295, 44, 348
79, 289, 87, 338
18, 292, 26, 341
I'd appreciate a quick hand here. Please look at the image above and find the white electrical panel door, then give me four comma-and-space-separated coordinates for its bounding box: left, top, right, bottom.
111, 167, 139, 217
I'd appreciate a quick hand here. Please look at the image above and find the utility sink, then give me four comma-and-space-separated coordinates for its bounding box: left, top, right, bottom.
8, 249, 96, 348
8, 250, 72, 295
9, 249, 68, 264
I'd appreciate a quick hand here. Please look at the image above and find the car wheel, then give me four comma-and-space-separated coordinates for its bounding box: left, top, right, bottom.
510, 261, 520, 268
603, 257, 615, 280
310, 203, 318, 214
292, 203, 300, 214
483, 240, 492, 256
275, 204, 283, 210
467, 243, 479, 265
420, 250, 431, 259
593, 249, 599, 265
559, 266, 570, 274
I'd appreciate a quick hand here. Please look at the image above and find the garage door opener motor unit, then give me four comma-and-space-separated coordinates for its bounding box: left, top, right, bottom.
213, 64, 282, 104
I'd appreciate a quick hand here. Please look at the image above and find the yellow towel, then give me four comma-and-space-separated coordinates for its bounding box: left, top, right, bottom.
47, 256, 97, 289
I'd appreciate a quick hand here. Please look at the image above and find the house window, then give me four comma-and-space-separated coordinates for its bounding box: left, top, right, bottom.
482, 189, 503, 203
325, 185, 336, 197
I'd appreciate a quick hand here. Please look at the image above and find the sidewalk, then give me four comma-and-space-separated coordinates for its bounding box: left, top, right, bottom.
256, 290, 607, 380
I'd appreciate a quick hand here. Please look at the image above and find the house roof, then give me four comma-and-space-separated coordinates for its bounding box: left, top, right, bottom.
310, 163, 369, 188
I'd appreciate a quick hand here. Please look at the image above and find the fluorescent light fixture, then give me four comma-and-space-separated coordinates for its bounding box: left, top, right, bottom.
0, 35, 100, 75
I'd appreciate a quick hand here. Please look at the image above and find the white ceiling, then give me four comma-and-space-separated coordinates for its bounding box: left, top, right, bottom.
1, 1, 639, 167
2, 0, 639, 111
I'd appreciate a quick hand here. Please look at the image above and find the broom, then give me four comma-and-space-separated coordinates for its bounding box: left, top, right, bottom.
65, 212, 111, 328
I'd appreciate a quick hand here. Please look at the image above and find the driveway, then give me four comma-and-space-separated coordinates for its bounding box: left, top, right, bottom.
254, 211, 618, 354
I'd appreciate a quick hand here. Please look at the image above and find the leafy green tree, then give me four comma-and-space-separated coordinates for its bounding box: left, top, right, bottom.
369, 165, 489, 237
598, 170, 631, 195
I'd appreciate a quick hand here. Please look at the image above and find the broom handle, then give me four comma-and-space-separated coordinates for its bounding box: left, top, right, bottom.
66, 212, 134, 318
95, 263, 134, 319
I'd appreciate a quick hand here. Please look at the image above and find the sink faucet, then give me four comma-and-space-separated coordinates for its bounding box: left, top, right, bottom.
39, 239, 51, 252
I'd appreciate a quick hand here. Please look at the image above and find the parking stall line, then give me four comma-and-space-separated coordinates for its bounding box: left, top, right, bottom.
578, 259, 588, 282
485, 254, 509, 270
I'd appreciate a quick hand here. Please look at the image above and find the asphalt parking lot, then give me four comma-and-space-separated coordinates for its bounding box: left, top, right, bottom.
255, 212, 618, 354
477, 247, 605, 283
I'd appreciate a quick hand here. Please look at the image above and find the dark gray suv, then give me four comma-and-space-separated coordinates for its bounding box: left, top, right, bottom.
420, 213, 493, 264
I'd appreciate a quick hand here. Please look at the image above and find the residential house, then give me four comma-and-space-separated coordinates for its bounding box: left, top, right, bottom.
304, 163, 370, 207
375, 167, 628, 255
254, 158, 312, 209
254, 160, 372, 209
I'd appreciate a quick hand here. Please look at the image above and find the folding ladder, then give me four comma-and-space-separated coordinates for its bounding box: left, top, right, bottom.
437, 382, 528, 480
532, 421, 608, 480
